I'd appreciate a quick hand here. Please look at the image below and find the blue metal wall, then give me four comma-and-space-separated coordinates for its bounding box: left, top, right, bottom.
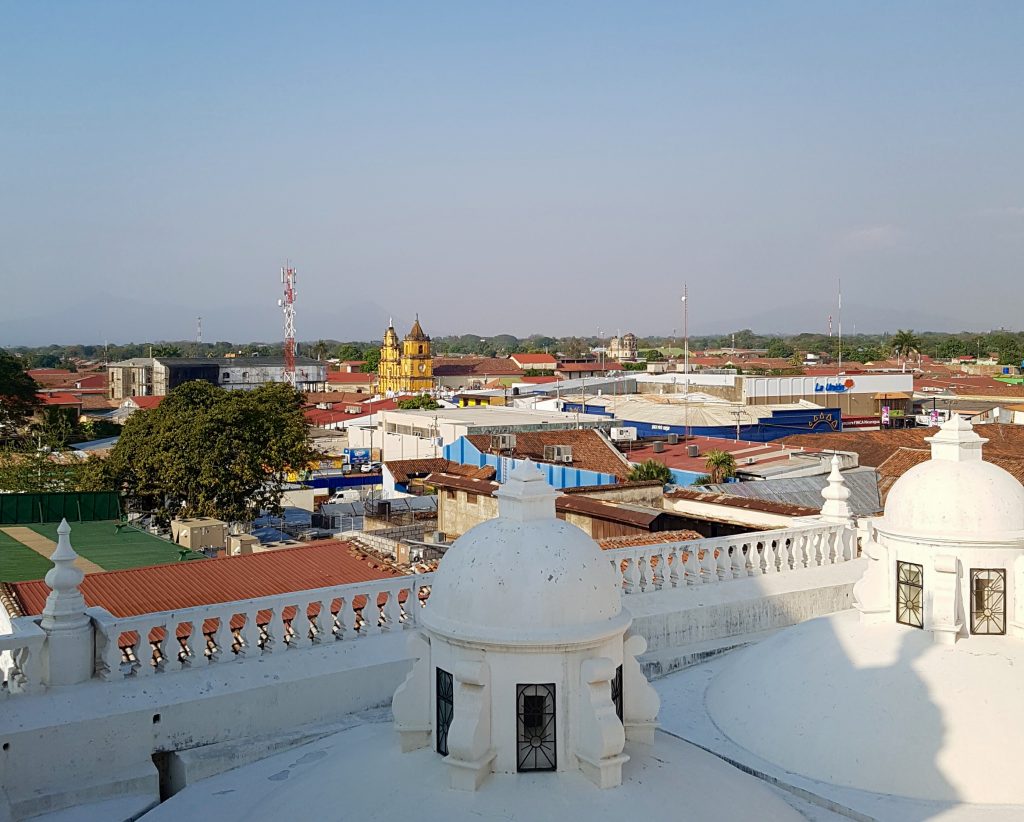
443, 437, 620, 488
558, 405, 843, 443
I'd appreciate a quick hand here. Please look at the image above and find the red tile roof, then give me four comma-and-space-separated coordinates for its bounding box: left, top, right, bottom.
555, 362, 624, 373
37, 392, 82, 406
625, 436, 796, 473
465, 429, 632, 478
327, 371, 377, 385
128, 395, 164, 410
597, 530, 703, 549
8, 540, 401, 619
511, 353, 557, 366
385, 458, 495, 485
433, 357, 524, 377
303, 391, 370, 406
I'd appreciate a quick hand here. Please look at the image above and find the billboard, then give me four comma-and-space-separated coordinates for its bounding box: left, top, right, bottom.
345, 448, 372, 466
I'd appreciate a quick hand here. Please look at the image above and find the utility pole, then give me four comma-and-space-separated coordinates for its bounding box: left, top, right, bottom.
681, 284, 690, 441
278, 264, 297, 387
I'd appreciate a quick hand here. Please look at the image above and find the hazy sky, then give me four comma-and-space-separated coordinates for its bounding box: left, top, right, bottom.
2, 2, 1022, 345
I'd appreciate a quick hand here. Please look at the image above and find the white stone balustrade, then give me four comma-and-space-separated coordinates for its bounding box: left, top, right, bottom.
89, 575, 433, 680
604, 522, 855, 595
0, 616, 46, 696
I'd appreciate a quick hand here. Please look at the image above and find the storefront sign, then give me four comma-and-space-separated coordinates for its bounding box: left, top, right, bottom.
881, 406, 890, 425
814, 378, 856, 393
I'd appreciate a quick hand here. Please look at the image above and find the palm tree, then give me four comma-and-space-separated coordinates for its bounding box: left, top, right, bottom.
704, 450, 737, 484
628, 459, 672, 485
310, 340, 329, 361
890, 329, 921, 370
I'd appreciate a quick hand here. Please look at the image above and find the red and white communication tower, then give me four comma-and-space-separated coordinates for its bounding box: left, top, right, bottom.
278, 264, 297, 386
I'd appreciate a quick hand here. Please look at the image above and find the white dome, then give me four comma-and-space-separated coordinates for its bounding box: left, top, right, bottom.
885, 459, 1024, 536
883, 416, 1024, 537
422, 463, 625, 645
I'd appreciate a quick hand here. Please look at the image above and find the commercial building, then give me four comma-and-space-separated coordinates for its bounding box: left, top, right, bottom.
107, 356, 327, 399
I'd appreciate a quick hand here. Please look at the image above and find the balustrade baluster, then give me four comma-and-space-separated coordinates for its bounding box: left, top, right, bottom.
716, 545, 730, 581
623, 557, 638, 594
668, 548, 682, 588
237, 610, 259, 656
96, 630, 126, 681
289, 601, 312, 648
700, 547, 716, 583
731, 543, 745, 578
140, 624, 163, 675
335, 598, 353, 639
316, 598, 335, 642
637, 553, 650, 592
381, 588, 401, 630
211, 614, 233, 660
262, 608, 277, 653
684, 548, 699, 585
765, 541, 779, 574
655, 548, 670, 589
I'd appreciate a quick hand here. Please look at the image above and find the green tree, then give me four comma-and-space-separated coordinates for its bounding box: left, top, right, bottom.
151, 344, 183, 358
334, 343, 364, 362
689, 473, 714, 486
890, 330, 922, 367
766, 338, 795, 358
397, 394, 441, 410
628, 459, 672, 484
0, 349, 40, 434
361, 349, 381, 373
86, 381, 315, 525
310, 340, 329, 361
0, 446, 87, 493
704, 450, 737, 484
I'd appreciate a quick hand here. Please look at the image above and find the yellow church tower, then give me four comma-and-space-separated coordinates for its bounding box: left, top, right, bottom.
378, 320, 402, 395
400, 315, 434, 393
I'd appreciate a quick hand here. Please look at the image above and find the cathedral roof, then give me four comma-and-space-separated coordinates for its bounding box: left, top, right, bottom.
406, 317, 429, 342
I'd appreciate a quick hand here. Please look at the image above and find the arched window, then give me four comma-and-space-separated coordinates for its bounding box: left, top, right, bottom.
516, 683, 556, 771
970, 569, 1006, 634
436, 668, 453, 756
896, 561, 924, 628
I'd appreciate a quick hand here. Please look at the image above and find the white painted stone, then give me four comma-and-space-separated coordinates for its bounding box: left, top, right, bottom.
40, 520, 93, 687
402, 461, 658, 790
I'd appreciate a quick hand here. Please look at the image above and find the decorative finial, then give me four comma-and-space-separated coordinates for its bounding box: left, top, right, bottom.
494, 461, 558, 522
41, 519, 88, 628
926, 413, 987, 462
820, 454, 853, 523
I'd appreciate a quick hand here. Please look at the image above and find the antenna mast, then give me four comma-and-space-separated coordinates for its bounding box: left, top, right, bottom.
279, 264, 297, 386
195, 315, 202, 356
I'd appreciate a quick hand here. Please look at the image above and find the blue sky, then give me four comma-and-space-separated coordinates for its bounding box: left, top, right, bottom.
2, 2, 1022, 344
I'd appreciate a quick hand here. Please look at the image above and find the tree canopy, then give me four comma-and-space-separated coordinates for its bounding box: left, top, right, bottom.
628, 459, 672, 484
704, 450, 737, 484
83, 381, 314, 525
0, 349, 39, 434
396, 394, 441, 410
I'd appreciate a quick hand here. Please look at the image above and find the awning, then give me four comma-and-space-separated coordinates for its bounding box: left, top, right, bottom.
873, 392, 911, 400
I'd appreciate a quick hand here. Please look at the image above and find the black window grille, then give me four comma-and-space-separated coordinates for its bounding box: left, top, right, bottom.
970, 569, 1006, 635
896, 561, 924, 629
436, 668, 453, 756
611, 664, 623, 723
516, 683, 556, 771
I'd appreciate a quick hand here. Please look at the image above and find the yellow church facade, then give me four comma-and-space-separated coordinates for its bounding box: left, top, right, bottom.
378, 317, 434, 395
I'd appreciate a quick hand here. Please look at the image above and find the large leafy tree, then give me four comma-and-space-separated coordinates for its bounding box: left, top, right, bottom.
704, 450, 737, 484
628, 459, 673, 484
0, 349, 40, 434
84, 381, 315, 525
397, 394, 441, 410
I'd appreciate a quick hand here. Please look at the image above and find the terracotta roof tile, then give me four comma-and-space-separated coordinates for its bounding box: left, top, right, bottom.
465, 429, 631, 478
9, 539, 401, 619
385, 458, 495, 485
597, 530, 702, 549
665, 488, 820, 517
433, 357, 524, 377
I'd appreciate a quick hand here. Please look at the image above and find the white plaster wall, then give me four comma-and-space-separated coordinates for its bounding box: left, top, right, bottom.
0, 632, 413, 819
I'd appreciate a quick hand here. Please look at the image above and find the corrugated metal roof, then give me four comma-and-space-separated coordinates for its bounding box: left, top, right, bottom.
700, 468, 882, 516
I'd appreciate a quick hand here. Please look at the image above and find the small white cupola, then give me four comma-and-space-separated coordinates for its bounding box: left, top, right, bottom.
392, 462, 660, 790
854, 415, 1024, 643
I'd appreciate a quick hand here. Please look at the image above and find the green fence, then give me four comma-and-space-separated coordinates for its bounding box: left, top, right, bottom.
0, 492, 122, 524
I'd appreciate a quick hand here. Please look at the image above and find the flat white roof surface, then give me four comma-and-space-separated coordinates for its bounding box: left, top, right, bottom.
142, 716, 808, 822
383, 406, 608, 427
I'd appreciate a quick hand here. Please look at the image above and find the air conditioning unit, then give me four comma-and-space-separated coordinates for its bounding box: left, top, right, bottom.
491, 433, 517, 451
686, 444, 699, 458
543, 445, 573, 462
610, 427, 637, 442
667, 433, 679, 445
746, 457, 756, 465
653, 441, 665, 453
